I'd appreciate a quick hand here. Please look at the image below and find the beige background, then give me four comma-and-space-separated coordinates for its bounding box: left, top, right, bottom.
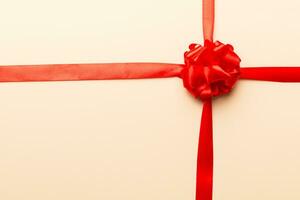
0, 0, 300, 199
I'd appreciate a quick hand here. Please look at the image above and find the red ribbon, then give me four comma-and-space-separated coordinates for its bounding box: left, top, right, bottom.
182, 40, 240, 101
1, 0, 300, 200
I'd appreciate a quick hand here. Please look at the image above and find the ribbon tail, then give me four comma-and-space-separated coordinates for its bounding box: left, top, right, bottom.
240, 67, 300, 82
0, 63, 184, 82
196, 99, 213, 200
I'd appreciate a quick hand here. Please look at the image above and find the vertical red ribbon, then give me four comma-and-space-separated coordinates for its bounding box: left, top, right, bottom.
196, 0, 215, 200
202, 0, 215, 42
196, 100, 213, 200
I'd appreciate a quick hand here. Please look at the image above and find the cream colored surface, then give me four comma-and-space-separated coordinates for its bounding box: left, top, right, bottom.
0, 0, 300, 199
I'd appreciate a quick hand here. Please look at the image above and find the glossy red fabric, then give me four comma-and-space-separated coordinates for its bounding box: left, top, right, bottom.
1, 0, 300, 200
240, 67, 300, 82
196, 100, 213, 200
203, 0, 215, 41
0, 63, 183, 82
182, 40, 240, 101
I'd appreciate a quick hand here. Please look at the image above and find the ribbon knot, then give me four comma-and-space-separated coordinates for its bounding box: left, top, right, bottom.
182, 40, 241, 101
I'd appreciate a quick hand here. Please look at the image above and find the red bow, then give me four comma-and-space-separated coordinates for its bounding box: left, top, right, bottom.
182, 40, 241, 101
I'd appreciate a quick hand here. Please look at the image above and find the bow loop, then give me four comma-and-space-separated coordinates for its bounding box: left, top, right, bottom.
182, 40, 241, 101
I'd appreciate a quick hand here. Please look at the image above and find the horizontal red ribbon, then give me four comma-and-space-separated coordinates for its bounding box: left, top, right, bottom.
240, 67, 300, 82
0, 63, 183, 82
2, 64, 300, 83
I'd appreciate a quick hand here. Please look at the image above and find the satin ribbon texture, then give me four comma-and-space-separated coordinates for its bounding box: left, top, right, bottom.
1, 0, 300, 200
182, 40, 241, 101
